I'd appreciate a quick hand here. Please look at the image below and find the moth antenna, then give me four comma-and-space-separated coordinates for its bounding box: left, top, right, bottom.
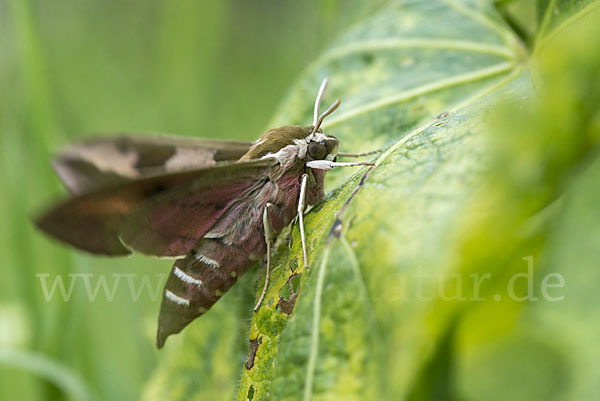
312, 99, 341, 134
313, 78, 329, 127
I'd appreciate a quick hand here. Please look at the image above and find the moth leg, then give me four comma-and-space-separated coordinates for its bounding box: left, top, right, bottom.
298, 173, 309, 270
254, 202, 274, 311
306, 160, 375, 171
337, 150, 381, 158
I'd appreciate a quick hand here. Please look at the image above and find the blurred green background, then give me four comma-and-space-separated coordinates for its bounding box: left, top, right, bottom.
0, 1, 383, 400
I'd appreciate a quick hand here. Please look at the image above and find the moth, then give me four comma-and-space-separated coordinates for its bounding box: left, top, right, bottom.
35, 79, 375, 348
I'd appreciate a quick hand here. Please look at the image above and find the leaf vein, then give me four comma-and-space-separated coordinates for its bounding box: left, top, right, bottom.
331, 64, 525, 231
302, 245, 331, 401
320, 38, 515, 61
325, 61, 515, 128
339, 235, 382, 339
535, 1, 600, 54
439, 0, 517, 48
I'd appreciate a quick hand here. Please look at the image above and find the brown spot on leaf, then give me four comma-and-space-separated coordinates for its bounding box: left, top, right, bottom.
276, 273, 301, 314
245, 337, 260, 370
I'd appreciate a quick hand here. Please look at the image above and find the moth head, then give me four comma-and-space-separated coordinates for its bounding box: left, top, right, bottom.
302, 77, 340, 161
239, 77, 341, 163
302, 131, 339, 161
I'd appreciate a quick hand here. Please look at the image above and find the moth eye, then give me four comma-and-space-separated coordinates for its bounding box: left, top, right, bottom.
307, 141, 327, 160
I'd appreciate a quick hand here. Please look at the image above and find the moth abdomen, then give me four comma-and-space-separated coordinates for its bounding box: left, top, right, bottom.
156, 238, 257, 348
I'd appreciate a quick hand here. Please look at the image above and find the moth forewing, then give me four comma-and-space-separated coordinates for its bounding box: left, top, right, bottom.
117, 158, 278, 257
35, 158, 276, 257
54, 135, 253, 195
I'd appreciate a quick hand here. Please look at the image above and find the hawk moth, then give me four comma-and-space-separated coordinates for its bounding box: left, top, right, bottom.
35, 79, 374, 348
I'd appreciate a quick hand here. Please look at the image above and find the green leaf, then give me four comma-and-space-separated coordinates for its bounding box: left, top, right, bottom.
239, 0, 525, 399
140, 0, 600, 400
234, 0, 600, 400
